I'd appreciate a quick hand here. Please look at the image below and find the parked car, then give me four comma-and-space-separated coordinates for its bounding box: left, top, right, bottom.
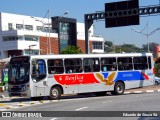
155, 77, 160, 85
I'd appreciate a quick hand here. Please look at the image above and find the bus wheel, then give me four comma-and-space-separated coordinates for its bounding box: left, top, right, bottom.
49, 86, 62, 100
31, 97, 43, 101
111, 81, 125, 95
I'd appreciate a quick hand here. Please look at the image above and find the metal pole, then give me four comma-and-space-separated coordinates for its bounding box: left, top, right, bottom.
48, 10, 51, 54
85, 20, 89, 54
147, 35, 149, 53
147, 22, 150, 53
29, 46, 31, 55
113, 41, 115, 53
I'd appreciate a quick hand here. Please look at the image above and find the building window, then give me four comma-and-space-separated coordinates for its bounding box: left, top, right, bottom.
25, 25, 33, 30
36, 26, 43, 31
24, 36, 39, 41
16, 24, 24, 30
3, 36, 23, 41
24, 50, 39, 55
92, 41, 103, 50
8, 23, 13, 30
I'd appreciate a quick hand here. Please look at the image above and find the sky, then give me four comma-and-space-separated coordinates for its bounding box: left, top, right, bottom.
0, 0, 160, 47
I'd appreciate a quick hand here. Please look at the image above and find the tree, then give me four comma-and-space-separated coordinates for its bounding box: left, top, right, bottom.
121, 44, 141, 53
61, 46, 83, 54
104, 41, 114, 53
142, 42, 159, 53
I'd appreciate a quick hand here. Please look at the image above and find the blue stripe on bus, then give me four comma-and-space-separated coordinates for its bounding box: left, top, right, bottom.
102, 71, 147, 81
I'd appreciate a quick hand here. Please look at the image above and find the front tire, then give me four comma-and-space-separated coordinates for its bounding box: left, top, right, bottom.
48, 86, 62, 100
111, 81, 125, 95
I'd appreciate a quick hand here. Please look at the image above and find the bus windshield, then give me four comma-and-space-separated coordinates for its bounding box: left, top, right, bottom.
8, 57, 30, 85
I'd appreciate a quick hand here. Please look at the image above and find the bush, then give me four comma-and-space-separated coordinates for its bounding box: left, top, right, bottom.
0, 83, 4, 86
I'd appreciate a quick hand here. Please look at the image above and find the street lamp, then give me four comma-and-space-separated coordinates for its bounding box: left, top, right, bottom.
131, 22, 160, 53
29, 44, 37, 55
31, 11, 68, 54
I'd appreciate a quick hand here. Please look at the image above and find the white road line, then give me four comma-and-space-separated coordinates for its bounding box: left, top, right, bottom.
124, 92, 131, 94
146, 90, 154, 93
75, 106, 88, 111
102, 101, 112, 104
134, 91, 143, 93
50, 118, 58, 120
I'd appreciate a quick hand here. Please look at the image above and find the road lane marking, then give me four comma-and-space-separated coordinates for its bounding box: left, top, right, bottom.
146, 90, 154, 93
124, 92, 131, 94
102, 101, 112, 104
75, 106, 88, 111
50, 118, 58, 120
134, 91, 142, 93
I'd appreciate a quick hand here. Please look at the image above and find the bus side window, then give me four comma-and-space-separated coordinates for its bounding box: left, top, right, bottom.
133, 57, 148, 70
83, 58, 100, 72
103, 66, 107, 71
101, 57, 117, 71
117, 57, 132, 71
64, 58, 82, 74
47, 59, 64, 74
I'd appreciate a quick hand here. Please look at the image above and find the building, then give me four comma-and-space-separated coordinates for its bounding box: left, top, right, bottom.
0, 12, 104, 59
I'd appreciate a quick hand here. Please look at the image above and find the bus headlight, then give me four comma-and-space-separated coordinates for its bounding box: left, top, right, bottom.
22, 86, 26, 91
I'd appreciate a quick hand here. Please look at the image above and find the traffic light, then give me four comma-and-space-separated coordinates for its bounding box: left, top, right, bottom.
105, 0, 139, 28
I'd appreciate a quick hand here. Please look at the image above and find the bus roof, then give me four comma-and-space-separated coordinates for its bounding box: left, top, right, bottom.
27, 53, 153, 59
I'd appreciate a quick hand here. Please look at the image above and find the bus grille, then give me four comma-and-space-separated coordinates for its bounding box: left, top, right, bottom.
10, 88, 22, 92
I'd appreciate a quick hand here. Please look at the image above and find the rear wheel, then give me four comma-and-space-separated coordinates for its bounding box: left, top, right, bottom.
48, 86, 62, 100
111, 81, 125, 95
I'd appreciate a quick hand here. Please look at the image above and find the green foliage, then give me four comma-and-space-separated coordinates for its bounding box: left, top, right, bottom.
104, 41, 113, 47
61, 46, 83, 54
0, 83, 4, 86
104, 40, 159, 53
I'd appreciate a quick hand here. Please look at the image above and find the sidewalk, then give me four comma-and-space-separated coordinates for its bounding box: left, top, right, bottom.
125, 85, 160, 94
0, 91, 10, 99
0, 85, 160, 99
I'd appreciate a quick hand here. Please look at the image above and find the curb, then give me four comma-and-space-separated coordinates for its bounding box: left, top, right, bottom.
1, 89, 160, 99
124, 89, 160, 94
0, 95, 5, 98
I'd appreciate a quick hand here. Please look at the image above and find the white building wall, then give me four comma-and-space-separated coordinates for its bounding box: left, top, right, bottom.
0, 12, 104, 59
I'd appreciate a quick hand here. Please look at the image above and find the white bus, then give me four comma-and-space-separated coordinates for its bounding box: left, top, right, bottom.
8, 53, 154, 100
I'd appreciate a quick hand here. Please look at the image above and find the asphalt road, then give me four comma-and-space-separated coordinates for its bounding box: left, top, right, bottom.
1, 92, 160, 120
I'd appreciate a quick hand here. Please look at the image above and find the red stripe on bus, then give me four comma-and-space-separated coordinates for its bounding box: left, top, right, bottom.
54, 73, 100, 85
141, 72, 149, 80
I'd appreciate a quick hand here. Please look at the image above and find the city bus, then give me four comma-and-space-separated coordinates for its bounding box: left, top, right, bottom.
8, 53, 154, 100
